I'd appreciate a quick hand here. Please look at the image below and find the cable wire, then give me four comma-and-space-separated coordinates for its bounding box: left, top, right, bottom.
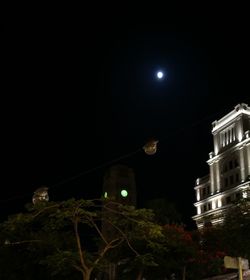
1, 101, 250, 204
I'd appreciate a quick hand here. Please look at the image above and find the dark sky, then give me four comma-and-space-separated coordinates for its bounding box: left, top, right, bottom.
3, 10, 250, 229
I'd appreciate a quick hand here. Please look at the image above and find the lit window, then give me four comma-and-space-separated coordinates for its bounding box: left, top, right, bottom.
243, 191, 248, 198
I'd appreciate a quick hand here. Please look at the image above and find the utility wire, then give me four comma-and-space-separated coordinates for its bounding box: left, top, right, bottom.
1, 101, 250, 204
0, 148, 142, 204
50, 148, 142, 189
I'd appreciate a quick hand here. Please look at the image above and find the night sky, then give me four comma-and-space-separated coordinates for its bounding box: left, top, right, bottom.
3, 10, 250, 229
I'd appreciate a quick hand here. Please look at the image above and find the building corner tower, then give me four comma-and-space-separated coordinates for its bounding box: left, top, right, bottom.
193, 103, 250, 230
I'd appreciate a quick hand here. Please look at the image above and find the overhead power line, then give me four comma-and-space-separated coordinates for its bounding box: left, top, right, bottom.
1, 101, 249, 205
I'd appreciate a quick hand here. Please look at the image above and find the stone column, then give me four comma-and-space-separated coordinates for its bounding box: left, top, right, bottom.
236, 118, 243, 142
245, 143, 250, 177
215, 160, 220, 192
213, 134, 219, 155
209, 163, 215, 194
196, 188, 200, 201
239, 147, 245, 182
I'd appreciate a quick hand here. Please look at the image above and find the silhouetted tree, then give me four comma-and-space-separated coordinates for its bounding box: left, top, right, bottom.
0, 198, 163, 280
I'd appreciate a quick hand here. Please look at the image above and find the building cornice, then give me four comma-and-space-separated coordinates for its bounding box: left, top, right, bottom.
192, 206, 229, 220
207, 137, 250, 164
194, 181, 250, 207
212, 103, 250, 133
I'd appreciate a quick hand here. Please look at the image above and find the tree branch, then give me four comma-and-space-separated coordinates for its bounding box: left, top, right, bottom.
73, 219, 89, 272
103, 204, 140, 224
73, 264, 84, 273
105, 219, 140, 256
4, 239, 43, 246
93, 238, 124, 266
32, 204, 60, 218
88, 217, 108, 245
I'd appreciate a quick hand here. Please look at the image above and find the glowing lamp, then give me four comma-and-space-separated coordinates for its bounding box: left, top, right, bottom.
121, 189, 128, 197
32, 187, 49, 205
143, 139, 159, 155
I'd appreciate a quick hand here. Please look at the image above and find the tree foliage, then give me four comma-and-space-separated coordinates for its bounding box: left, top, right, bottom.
196, 194, 250, 278
221, 195, 250, 259
2, 195, 248, 279
0, 198, 163, 280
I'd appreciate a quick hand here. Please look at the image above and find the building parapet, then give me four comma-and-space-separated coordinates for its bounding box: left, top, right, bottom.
212, 103, 250, 133
195, 175, 210, 187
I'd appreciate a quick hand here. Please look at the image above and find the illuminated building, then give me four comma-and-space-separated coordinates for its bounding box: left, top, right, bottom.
193, 103, 250, 229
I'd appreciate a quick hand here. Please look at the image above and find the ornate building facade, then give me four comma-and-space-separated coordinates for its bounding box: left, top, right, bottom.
193, 103, 250, 229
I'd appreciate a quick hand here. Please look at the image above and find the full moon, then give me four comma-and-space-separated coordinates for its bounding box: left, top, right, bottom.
157, 71, 164, 79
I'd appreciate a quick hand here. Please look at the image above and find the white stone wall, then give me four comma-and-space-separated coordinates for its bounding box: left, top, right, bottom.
193, 104, 250, 229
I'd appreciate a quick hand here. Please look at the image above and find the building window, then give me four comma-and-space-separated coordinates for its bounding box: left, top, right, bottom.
226, 196, 231, 204
224, 178, 228, 188
235, 173, 239, 182
232, 127, 236, 141
221, 155, 240, 189
223, 164, 228, 173
236, 192, 241, 200
201, 187, 209, 198
229, 175, 234, 185
229, 161, 233, 170
203, 205, 207, 212
220, 126, 236, 148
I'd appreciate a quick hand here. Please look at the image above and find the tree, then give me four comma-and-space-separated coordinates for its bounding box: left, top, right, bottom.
195, 194, 250, 279
221, 194, 250, 259
145, 198, 182, 225
0, 198, 163, 280
145, 224, 198, 280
